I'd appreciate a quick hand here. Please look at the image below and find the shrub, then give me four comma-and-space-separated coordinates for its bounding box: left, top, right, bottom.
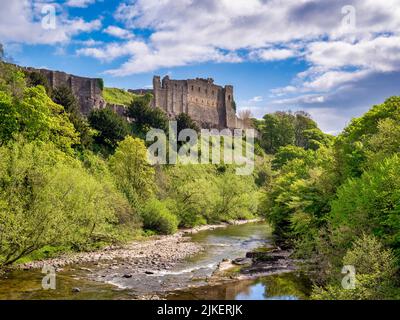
0, 139, 125, 266
311, 235, 397, 300
141, 199, 178, 235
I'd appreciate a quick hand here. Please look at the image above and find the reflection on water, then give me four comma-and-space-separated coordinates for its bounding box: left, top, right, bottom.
0, 222, 311, 300
168, 273, 311, 300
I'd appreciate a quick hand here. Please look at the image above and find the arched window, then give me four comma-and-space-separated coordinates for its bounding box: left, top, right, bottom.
191, 85, 194, 91
228, 95, 231, 101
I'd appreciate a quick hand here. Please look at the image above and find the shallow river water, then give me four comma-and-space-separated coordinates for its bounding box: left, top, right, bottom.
0, 222, 310, 300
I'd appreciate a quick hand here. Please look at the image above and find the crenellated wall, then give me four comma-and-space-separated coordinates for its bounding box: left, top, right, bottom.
152, 76, 247, 130
22, 66, 249, 131
23, 67, 106, 115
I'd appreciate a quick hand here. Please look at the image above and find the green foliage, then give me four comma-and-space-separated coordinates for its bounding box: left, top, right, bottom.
88, 108, 130, 152
0, 139, 128, 266
52, 86, 94, 148
97, 79, 104, 91
257, 111, 330, 154
311, 235, 398, 300
109, 136, 155, 209
25, 71, 51, 94
141, 199, 179, 235
329, 155, 400, 256
160, 164, 258, 227
334, 96, 400, 180
176, 113, 200, 133
127, 94, 168, 136
272, 145, 314, 170
0, 63, 26, 97
103, 87, 136, 106
231, 99, 237, 111
0, 86, 79, 152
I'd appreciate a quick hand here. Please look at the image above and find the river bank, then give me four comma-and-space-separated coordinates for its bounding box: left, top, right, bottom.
0, 220, 310, 300
17, 219, 262, 273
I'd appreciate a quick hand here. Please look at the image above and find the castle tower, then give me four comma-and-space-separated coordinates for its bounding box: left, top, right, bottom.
224, 85, 236, 129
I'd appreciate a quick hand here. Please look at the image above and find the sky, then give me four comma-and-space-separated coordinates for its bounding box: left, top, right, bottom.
1, 0, 400, 134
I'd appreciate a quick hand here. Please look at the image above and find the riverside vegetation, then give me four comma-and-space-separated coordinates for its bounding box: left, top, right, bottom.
1, 51, 400, 299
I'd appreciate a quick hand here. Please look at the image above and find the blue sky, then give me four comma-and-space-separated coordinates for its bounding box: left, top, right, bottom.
1, 0, 400, 134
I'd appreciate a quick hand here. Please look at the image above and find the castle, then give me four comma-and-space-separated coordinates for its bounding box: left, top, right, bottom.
22, 67, 248, 130
152, 76, 246, 130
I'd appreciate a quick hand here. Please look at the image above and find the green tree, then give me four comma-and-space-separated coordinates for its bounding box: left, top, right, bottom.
141, 199, 178, 235
176, 113, 200, 134
0, 86, 78, 151
312, 235, 397, 300
52, 86, 94, 147
88, 108, 130, 152
25, 71, 51, 94
127, 94, 168, 136
109, 136, 155, 209
0, 139, 125, 266
329, 154, 400, 257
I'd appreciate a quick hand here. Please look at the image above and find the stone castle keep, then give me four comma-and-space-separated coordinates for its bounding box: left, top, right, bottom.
23, 67, 247, 130
152, 76, 246, 130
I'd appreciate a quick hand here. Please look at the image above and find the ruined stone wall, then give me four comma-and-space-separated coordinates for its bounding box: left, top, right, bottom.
152, 76, 246, 130
24, 67, 106, 115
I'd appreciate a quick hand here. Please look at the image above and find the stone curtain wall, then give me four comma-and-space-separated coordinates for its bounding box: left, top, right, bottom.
24, 67, 106, 115
22, 65, 248, 130
153, 76, 247, 130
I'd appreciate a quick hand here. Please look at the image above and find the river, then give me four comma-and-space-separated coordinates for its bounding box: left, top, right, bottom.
0, 222, 310, 300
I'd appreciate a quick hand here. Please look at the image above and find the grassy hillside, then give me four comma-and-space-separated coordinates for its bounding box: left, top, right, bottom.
103, 87, 136, 106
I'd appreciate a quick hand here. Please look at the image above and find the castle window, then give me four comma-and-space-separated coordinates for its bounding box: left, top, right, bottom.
191, 85, 194, 91
212, 91, 215, 95
228, 95, 231, 101
198, 87, 201, 92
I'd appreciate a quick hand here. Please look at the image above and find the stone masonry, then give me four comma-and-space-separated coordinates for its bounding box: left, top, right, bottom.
22, 66, 247, 130
152, 76, 247, 130
24, 67, 106, 115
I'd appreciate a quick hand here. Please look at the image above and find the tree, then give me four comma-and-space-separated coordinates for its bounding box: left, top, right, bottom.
261, 112, 295, 154
25, 71, 51, 94
127, 94, 168, 136
141, 199, 178, 235
0, 139, 125, 266
88, 108, 130, 152
52, 86, 94, 147
329, 154, 400, 256
311, 235, 397, 300
334, 96, 400, 180
0, 86, 79, 152
238, 109, 253, 128
109, 136, 155, 209
176, 113, 200, 134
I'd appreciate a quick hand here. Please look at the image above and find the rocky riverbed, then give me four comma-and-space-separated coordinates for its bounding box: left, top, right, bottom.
18, 220, 261, 274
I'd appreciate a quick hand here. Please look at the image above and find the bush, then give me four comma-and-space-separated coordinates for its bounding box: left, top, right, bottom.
141, 199, 178, 235
0, 139, 126, 266
88, 108, 130, 152
311, 235, 397, 300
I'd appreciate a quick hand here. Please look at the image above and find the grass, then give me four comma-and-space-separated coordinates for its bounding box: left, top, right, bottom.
103, 87, 137, 106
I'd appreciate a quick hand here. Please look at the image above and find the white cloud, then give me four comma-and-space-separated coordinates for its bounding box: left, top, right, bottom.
0, 0, 101, 45
65, 0, 96, 8
103, 26, 134, 39
251, 49, 298, 61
